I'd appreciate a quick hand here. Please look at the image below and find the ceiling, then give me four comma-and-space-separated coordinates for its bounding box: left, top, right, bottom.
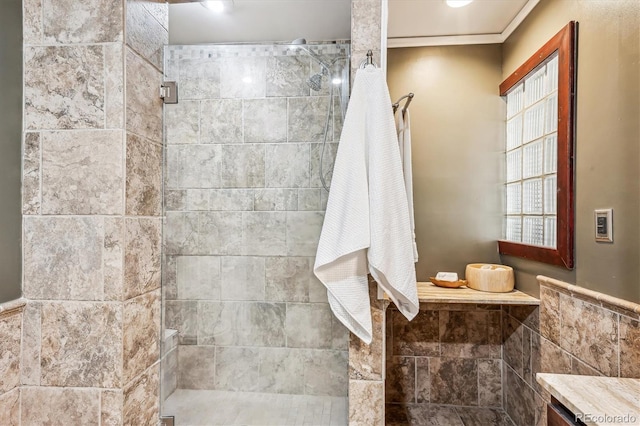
168, 0, 538, 46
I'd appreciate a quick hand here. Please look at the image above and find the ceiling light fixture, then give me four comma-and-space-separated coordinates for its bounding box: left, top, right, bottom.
201, 1, 225, 13
446, 0, 473, 8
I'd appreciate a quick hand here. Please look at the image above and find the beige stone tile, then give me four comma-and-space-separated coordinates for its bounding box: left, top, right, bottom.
304, 349, 348, 397
242, 212, 287, 256
478, 359, 502, 407
571, 356, 603, 376
23, 0, 43, 44
21, 386, 100, 425
258, 347, 305, 394
285, 211, 323, 256
349, 305, 384, 380
619, 314, 640, 378
161, 347, 177, 401
0, 388, 20, 426
243, 98, 287, 143
176, 256, 221, 300
559, 294, 619, 376
288, 97, 330, 142
42, 0, 123, 43
0, 312, 21, 393
199, 211, 243, 255
123, 363, 160, 426
215, 347, 261, 392
198, 301, 285, 347
101, 390, 123, 426
414, 358, 430, 404
393, 308, 439, 356
539, 285, 560, 344
103, 218, 125, 301
21, 302, 41, 386
440, 310, 502, 359
351, 0, 382, 52
429, 358, 478, 406
126, 133, 162, 216
24, 217, 105, 301
265, 257, 311, 302
164, 300, 197, 345
126, 0, 167, 71
126, 48, 163, 143
349, 380, 384, 426
456, 407, 514, 426
177, 346, 216, 389
40, 301, 122, 388
286, 303, 332, 349
386, 356, 415, 403
23, 132, 41, 214
266, 55, 310, 97
220, 56, 267, 99
255, 188, 298, 211
503, 314, 524, 376
41, 130, 123, 215
124, 218, 162, 300
123, 290, 161, 384
105, 43, 124, 129
220, 256, 264, 301
25, 46, 105, 130
165, 101, 199, 145
179, 57, 221, 100
504, 365, 536, 426
201, 99, 243, 144
220, 144, 266, 188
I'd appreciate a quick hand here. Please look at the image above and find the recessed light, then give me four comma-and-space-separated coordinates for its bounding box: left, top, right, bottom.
202, 1, 225, 13
446, 0, 473, 8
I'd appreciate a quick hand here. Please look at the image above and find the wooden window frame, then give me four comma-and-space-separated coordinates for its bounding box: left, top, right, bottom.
499, 22, 577, 269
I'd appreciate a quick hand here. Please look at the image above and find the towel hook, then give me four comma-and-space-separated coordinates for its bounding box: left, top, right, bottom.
359, 50, 377, 69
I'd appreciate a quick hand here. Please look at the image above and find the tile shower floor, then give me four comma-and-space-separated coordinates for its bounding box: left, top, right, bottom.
163, 389, 348, 425
386, 404, 515, 426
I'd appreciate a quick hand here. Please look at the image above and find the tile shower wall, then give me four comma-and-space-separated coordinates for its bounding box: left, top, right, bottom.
502, 277, 640, 426
163, 43, 350, 398
19, 0, 166, 424
385, 304, 503, 409
0, 305, 23, 426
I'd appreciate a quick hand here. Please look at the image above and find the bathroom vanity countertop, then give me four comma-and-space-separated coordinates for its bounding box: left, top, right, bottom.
537, 373, 640, 426
414, 282, 539, 305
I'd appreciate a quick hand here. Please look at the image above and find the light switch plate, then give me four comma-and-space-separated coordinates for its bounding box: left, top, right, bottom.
594, 208, 613, 243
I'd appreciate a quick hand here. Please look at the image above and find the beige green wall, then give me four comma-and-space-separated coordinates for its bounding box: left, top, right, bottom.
502, 0, 640, 303
387, 44, 504, 282
388, 0, 640, 304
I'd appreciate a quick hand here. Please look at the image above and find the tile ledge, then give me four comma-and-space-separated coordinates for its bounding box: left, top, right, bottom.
0, 297, 27, 317
537, 275, 640, 316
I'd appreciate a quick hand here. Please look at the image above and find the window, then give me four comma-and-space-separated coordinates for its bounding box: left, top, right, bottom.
499, 22, 576, 269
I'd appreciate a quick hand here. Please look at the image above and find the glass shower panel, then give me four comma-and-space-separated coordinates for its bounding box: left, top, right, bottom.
160, 42, 351, 424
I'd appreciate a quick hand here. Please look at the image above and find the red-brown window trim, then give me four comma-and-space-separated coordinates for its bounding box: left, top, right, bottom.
498, 21, 577, 269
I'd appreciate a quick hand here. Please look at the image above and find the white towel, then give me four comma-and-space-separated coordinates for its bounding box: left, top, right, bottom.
396, 109, 419, 262
314, 65, 419, 344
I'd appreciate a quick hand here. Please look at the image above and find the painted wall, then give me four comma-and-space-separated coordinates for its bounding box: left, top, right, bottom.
387, 45, 504, 281
502, 0, 640, 303
0, 0, 22, 303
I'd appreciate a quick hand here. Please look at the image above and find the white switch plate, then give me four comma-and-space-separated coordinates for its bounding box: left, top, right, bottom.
594, 208, 613, 243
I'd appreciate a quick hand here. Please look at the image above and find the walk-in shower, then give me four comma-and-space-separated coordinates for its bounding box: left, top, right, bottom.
160, 40, 351, 425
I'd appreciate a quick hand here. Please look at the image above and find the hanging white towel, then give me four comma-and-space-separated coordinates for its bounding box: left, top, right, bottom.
396, 109, 419, 262
314, 65, 419, 344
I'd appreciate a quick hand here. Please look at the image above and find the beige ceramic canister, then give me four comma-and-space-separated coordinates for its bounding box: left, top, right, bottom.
465, 264, 514, 293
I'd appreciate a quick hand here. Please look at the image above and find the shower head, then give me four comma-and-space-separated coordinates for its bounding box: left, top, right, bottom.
308, 73, 324, 92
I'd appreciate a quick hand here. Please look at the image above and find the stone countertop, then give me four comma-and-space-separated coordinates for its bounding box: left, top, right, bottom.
536, 373, 640, 426
414, 282, 540, 305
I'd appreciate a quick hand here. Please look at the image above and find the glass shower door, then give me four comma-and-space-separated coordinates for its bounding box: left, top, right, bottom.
159, 41, 351, 426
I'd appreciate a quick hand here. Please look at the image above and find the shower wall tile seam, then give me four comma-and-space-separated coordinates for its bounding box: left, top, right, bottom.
125, 43, 163, 75
125, 129, 163, 147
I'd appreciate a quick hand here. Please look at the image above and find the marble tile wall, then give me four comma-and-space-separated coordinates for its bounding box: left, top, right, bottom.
18, 0, 167, 424
163, 43, 350, 399
348, 1, 386, 424
385, 303, 503, 410
502, 277, 640, 426
0, 305, 23, 426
